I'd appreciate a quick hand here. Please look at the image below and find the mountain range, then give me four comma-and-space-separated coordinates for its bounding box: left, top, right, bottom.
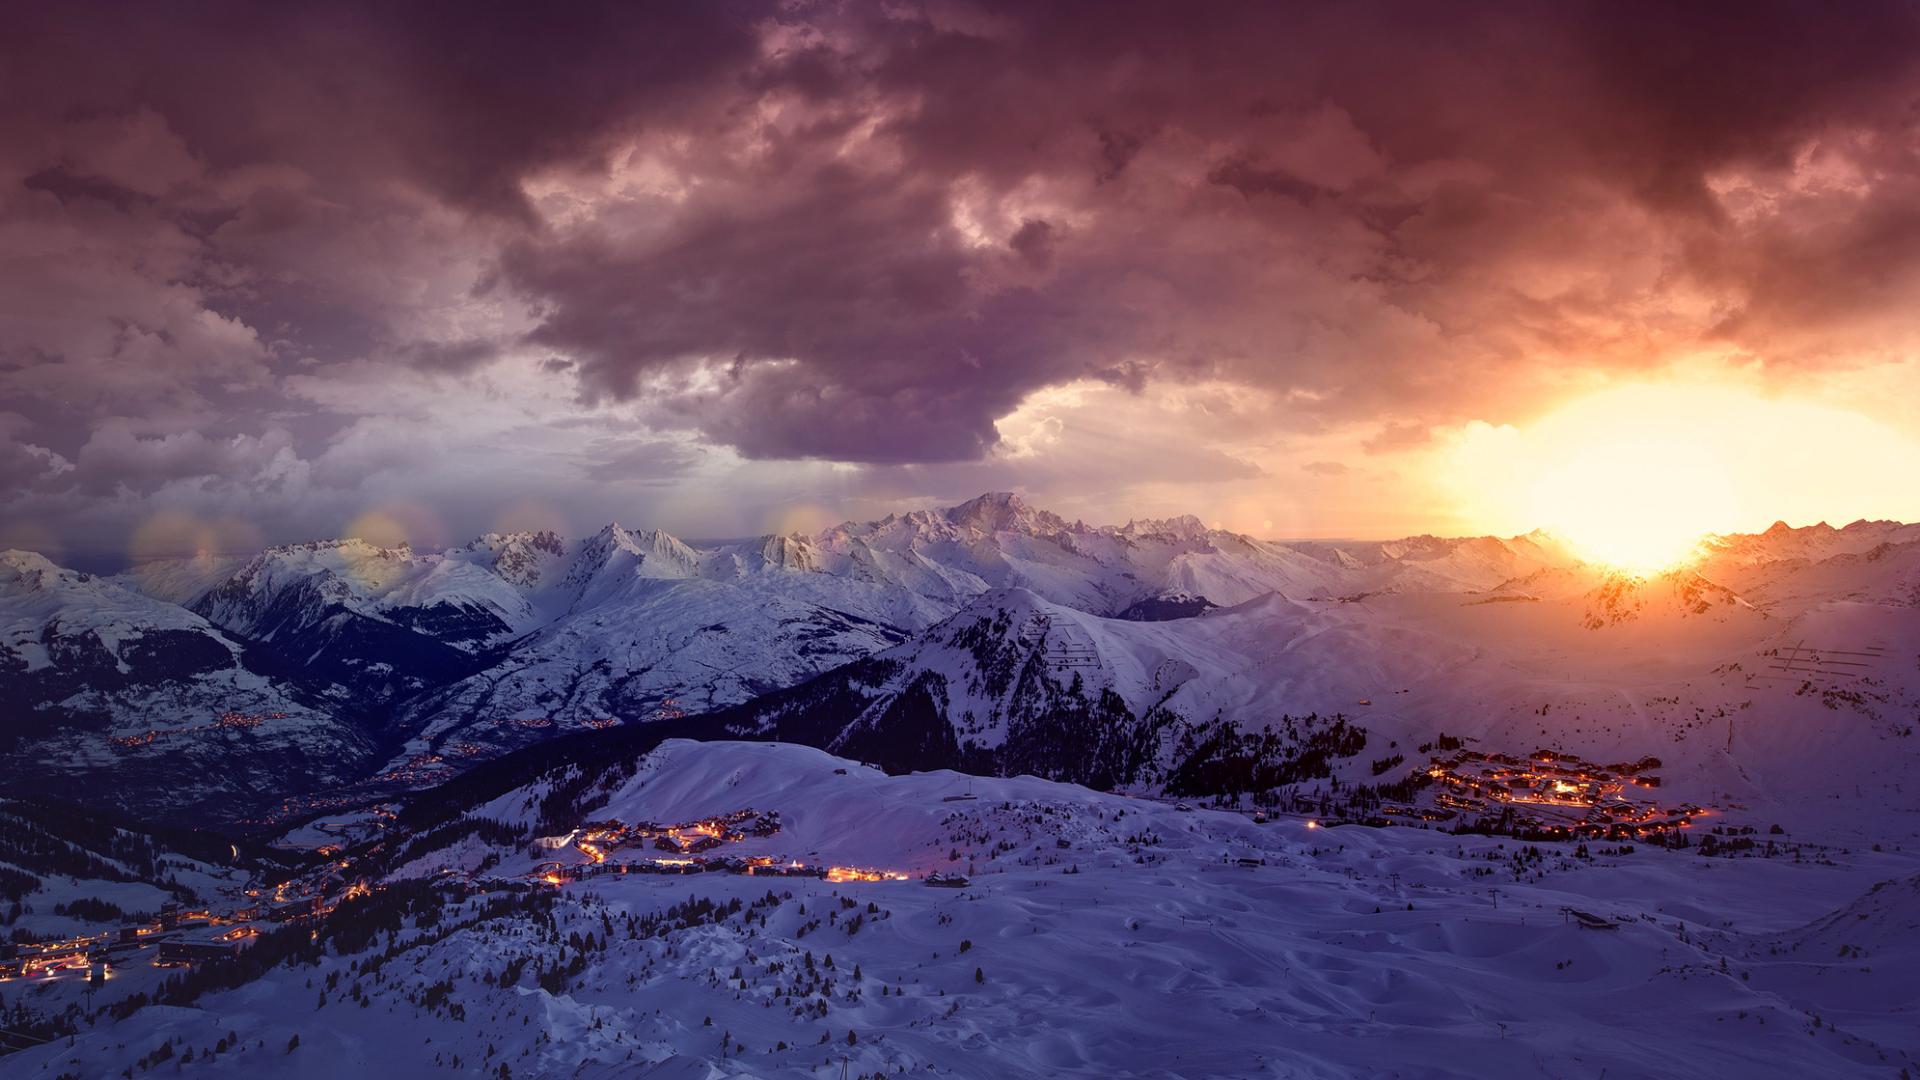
4, 493, 1917, 831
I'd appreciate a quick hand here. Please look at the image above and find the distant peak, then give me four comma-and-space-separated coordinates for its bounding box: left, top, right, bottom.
470, 529, 565, 552
260, 537, 411, 558
945, 492, 1039, 531
1, 548, 60, 574
583, 522, 689, 551
948, 491, 1024, 513
1120, 514, 1210, 540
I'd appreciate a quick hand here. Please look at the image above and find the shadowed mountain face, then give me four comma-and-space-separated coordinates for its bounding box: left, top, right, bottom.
0, 551, 382, 820
5, 495, 1917, 826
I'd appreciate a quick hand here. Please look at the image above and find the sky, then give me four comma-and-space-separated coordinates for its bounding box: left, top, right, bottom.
4, 1, 1920, 569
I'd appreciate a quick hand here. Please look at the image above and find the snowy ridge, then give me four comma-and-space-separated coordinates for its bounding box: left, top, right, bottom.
0, 550, 381, 820
188, 537, 543, 649
4, 550, 227, 672
9, 496, 1915, 826
706, 563, 1920, 851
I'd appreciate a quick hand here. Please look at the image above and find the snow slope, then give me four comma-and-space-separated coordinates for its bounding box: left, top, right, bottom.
708, 560, 1920, 849
8, 739, 1916, 1078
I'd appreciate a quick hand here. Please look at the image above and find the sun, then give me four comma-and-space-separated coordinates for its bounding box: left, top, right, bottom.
1440, 380, 1920, 577
1526, 438, 1736, 574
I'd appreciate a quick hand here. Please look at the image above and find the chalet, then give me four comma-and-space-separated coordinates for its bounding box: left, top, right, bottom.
267, 897, 321, 922
748, 862, 822, 878
925, 872, 969, 888
646, 859, 705, 875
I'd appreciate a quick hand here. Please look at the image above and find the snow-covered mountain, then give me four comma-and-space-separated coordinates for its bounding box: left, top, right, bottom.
8, 496, 1916, 829
0, 551, 381, 820
703, 554, 1920, 847
369, 498, 1597, 774
86, 494, 1569, 783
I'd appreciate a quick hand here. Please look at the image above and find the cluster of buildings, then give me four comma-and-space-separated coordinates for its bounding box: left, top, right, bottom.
1380, 749, 1702, 839
539, 808, 784, 861
526, 808, 784, 883
107, 710, 281, 750
518, 809, 911, 887
0, 896, 326, 984
368, 751, 458, 788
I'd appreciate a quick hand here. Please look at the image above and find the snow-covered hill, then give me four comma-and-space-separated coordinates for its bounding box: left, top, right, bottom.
7, 739, 1915, 1078
0, 795, 248, 942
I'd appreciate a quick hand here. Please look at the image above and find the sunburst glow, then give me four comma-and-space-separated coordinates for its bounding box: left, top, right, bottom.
1526, 439, 1735, 573
1446, 382, 1920, 573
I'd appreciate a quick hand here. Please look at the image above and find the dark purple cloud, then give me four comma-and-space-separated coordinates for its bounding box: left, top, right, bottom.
1, 1, 1919, 557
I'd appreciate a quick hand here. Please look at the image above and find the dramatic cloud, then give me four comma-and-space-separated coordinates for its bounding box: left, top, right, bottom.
3, 1, 1919, 561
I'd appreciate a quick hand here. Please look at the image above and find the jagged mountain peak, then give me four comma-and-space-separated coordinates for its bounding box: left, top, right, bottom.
1118, 514, 1211, 542
258, 536, 416, 559
946, 491, 1030, 527
559, 523, 703, 604
1579, 566, 1760, 629
942, 491, 1074, 536
1, 548, 64, 579
467, 528, 566, 553
605, 523, 699, 568
758, 533, 821, 572
465, 530, 568, 589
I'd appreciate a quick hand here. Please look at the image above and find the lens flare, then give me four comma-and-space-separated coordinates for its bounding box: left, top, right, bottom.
764, 503, 835, 537
0, 521, 63, 562
129, 511, 220, 564
343, 510, 411, 549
